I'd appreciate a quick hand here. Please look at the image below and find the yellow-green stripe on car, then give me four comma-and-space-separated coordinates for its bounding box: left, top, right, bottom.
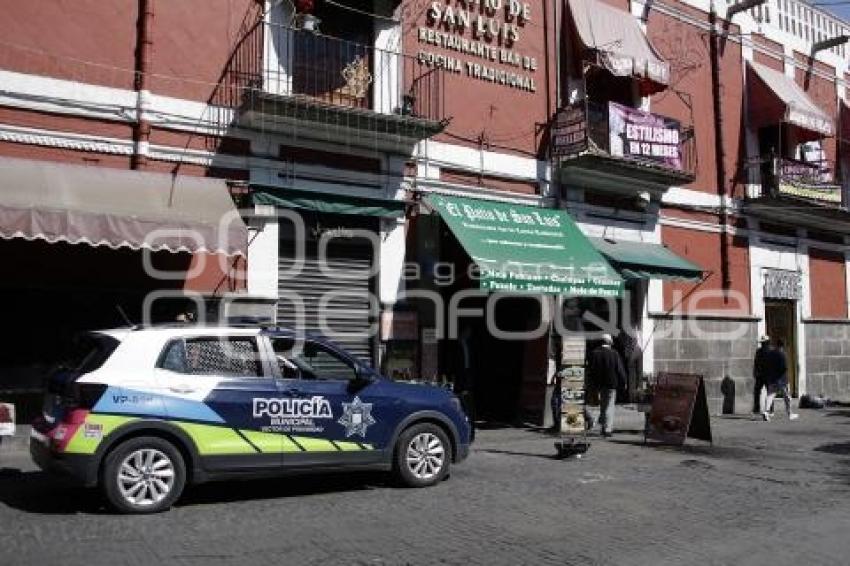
239, 429, 302, 453
64, 414, 378, 457
290, 436, 337, 452
240, 431, 375, 453
333, 440, 367, 451
175, 422, 257, 455
64, 414, 138, 454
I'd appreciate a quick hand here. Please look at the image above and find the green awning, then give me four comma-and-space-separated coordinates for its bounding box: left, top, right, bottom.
252, 187, 406, 218
425, 194, 623, 297
589, 237, 704, 282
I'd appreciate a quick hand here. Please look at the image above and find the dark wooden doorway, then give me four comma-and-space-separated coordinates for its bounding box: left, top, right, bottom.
765, 300, 798, 397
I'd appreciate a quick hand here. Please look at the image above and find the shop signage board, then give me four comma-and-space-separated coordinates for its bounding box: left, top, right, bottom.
551, 103, 588, 158
646, 373, 712, 446
608, 102, 682, 170
763, 269, 802, 301
416, 1, 538, 93
0, 402, 14, 436
560, 336, 586, 366
425, 194, 623, 297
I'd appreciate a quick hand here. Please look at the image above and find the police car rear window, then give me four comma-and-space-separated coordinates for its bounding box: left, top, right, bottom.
158, 337, 261, 377
60, 333, 120, 374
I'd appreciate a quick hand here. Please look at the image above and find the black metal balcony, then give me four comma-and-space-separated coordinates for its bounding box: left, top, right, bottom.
233, 22, 447, 145
760, 157, 842, 204
744, 155, 850, 232
552, 100, 696, 198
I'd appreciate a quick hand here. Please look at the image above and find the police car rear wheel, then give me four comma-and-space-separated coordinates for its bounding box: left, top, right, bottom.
395, 423, 450, 487
102, 436, 186, 514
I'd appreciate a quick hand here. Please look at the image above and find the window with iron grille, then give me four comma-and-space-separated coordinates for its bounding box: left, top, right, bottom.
159, 337, 262, 378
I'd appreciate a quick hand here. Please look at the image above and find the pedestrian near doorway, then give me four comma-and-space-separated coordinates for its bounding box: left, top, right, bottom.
753, 335, 771, 414
585, 333, 627, 437
762, 339, 799, 422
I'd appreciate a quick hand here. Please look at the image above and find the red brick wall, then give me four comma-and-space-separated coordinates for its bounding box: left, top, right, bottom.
148, 0, 261, 101
661, 225, 751, 313
0, 0, 262, 101
0, 107, 133, 140
0, 141, 133, 169
809, 248, 847, 319
402, 0, 556, 158
752, 35, 784, 71
440, 168, 538, 194
0, 0, 137, 90
184, 253, 247, 294
647, 1, 744, 198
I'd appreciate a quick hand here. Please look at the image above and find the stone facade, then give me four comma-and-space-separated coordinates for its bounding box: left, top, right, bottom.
804, 321, 850, 401
652, 315, 759, 414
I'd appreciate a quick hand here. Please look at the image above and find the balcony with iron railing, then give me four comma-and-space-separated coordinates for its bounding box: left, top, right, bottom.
232, 21, 447, 145
758, 156, 843, 204
744, 154, 850, 230
552, 100, 697, 198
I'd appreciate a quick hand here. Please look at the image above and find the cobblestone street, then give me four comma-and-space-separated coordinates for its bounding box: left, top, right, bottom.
2, 408, 849, 566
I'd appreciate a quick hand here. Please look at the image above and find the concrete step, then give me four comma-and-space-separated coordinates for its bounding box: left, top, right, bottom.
0, 426, 31, 454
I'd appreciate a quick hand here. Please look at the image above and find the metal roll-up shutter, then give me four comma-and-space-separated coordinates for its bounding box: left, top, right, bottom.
277, 239, 374, 362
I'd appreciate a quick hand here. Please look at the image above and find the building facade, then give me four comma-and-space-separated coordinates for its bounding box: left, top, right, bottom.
2, 0, 850, 423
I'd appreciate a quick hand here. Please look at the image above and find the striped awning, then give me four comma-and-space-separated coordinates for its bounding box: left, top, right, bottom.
0, 156, 248, 256
747, 61, 833, 139
568, 0, 670, 93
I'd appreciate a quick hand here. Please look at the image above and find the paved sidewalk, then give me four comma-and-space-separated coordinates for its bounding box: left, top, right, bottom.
1, 408, 849, 566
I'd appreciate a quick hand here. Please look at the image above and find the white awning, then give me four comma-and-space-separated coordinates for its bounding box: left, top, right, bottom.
748, 61, 833, 137
0, 157, 248, 256
567, 0, 670, 91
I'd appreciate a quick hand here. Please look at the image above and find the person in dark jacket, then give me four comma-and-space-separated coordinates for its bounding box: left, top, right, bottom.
752, 335, 771, 414
585, 333, 627, 437
762, 339, 798, 422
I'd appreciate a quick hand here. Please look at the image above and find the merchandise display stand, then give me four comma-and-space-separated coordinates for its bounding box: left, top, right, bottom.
554, 337, 590, 459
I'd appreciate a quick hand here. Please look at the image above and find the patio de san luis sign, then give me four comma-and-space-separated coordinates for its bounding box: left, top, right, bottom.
417, 0, 538, 92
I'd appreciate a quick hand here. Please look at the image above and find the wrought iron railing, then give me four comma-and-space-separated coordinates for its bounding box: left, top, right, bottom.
757, 156, 844, 205
221, 21, 445, 123
581, 100, 697, 177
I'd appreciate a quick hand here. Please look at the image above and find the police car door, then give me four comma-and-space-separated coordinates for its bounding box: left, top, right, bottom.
267, 337, 385, 468
157, 333, 282, 471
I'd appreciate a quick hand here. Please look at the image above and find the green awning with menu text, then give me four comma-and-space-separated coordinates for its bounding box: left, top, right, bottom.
425, 194, 623, 297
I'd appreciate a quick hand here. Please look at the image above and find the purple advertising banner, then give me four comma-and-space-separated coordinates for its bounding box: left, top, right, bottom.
608, 102, 682, 169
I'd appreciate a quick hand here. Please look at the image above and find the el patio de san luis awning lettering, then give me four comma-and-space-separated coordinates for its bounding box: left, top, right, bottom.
418, 1, 538, 93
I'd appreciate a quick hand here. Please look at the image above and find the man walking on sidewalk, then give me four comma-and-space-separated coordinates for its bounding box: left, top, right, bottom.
762, 339, 799, 422
585, 333, 627, 437
753, 335, 771, 414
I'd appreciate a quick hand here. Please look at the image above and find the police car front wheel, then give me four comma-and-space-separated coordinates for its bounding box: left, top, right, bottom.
101, 436, 186, 514
395, 423, 451, 487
